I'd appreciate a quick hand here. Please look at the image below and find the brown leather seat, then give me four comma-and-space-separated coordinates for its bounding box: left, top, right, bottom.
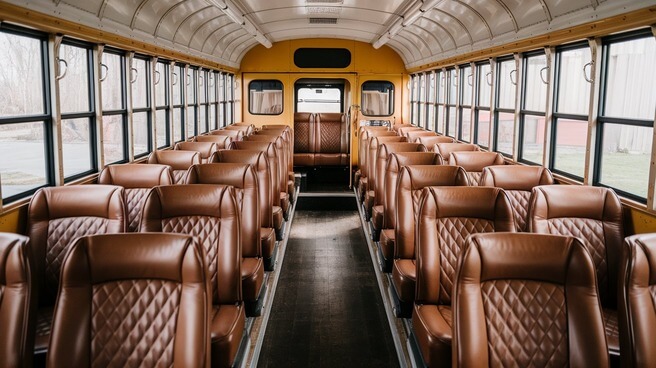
232, 141, 285, 240
392, 123, 414, 133
196, 134, 232, 148
390, 165, 469, 317
147, 150, 201, 184
243, 135, 290, 221
398, 126, 422, 137
140, 184, 244, 368
293, 112, 316, 167
209, 129, 244, 142
0, 233, 35, 368
98, 163, 174, 232
620, 233, 656, 368
479, 165, 554, 231
413, 186, 515, 367
186, 163, 265, 317
315, 113, 349, 166
448, 151, 505, 185
254, 128, 295, 202
27, 185, 126, 354
452, 233, 609, 368
379, 153, 445, 273
529, 185, 624, 359
406, 130, 437, 143
371, 142, 426, 241
225, 123, 253, 136
212, 150, 277, 271
354, 126, 392, 191
175, 141, 219, 164
357, 129, 399, 201
417, 136, 455, 152
364, 135, 407, 220
47, 233, 211, 368
433, 143, 478, 164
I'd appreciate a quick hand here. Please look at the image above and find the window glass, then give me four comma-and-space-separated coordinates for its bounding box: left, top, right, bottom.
477, 63, 492, 108
0, 32, 44, 117
187, 68, 197, 104
101, 52, 124, 111
521, 115, 545, 164
553, 118, 587, 178
297, 87, 341, 113
62, 118, 93, 177
495, 112, 514, 155
603, 37, 656, 120
199, 106, 207, 134
448, 69, 457, 104
599, 124, 652, 198
524, 54, 548, 112
133, 112, 149, 157
59, 44, 90, 114
250, 80, 283, 115
155, 62, 167, 107
173, 65, 183, 106
0, 122, 47, 199
132, 58, 148, 109
447, 107, 456, 137
461, 108, 471, 142
199, 71, 207, 105
362, 81, 394, 116
476, 110, 491, 147
209, 72, 216, 103
557, 47, 591, 115
102, 115, 125, 164
461, 65, 472, 106
209, 104, 216, 131
438, 72, 446, 104
156, 109, 168, 149
497, 59, 516, 109
186, 106, 196, 138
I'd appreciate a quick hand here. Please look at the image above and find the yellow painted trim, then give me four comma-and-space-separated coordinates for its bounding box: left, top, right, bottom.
408, 6, 656, 73
0, 1, 238, 73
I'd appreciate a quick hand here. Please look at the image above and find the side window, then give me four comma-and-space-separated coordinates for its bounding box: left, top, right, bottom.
249, 80, 283, 115
361, 81, 394, 116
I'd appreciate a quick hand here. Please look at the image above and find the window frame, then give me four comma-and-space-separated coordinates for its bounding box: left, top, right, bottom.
445, 67, 458, 138
172, 62, 186, 142
154, 59, 171, 148
473, 61, 492, 148
361, 80, 395, 117
100, 47, 129, 165
248, 79, 284, 116
130, 53, 152, 158
458, 63, 473, 142
518, 50, 548, 165
493, 55, 517, 157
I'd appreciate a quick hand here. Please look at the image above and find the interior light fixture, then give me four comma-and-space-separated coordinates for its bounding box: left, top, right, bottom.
207, 0, 273, 48
372, 0, 440, 49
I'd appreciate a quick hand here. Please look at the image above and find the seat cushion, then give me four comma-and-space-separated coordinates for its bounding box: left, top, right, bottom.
412, 304, 452, 367
315, 153, 348, 166
261, 227, 276, 259
294, 153, 315, 167
211, 305, 246, 368
241, 257, 264, 303
354, 169, 361, 189
372, 205, 384, 232
273, 206, 284, 241
364, 190, 375, 220
287, 180, 295, 201
392, 259, 416, 303
34, 307, 53, 353
280, 192, 290, 220
379, 229, 395, 265
603, 308, 619, 356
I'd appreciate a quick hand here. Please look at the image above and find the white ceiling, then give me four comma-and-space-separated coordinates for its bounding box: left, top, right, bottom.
7, 0, 655, 69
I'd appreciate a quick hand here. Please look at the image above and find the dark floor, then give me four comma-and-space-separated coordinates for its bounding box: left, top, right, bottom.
258, 198, 399, 368
297, 166, 353, 193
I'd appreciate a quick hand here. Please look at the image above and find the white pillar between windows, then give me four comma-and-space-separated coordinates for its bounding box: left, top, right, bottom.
150, 56, 158, 150
583, 37, 602, 186
647, 26, 656, 210
95, 45, 105, 168
469, 61, 477, 142
512, 53, 522, 161
543, 47, 556, 168
168, 60, 176, 146
183, 64, 190, 140
488, 58, 497, 150
454, 65, 460, 140
126, 52, 135, 162
49, 35, 65, 186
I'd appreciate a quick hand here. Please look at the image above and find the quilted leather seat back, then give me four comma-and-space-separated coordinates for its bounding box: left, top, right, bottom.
316, 113, 348, 154
367, 136, 407, 193
147, 150, 201, 184
175, 142, 218, 164
27, 185, 126, 306
416, 186, 515, 306
480, 166, 554, 232
243, 136, 285, 196
294, 113, 315, 154
47, 233, 210, 368
434, 143, 478, 164
620, 234, 656, 368
0, 233, 35, 368
529, 185, 623, 308
406, 130, 437, 143
195, 135, 232, 148
453, 233, 609, 368
212, 150, 273, 229
359, 129, 397, 178
186, 163, 260, 259
140, 184, 241, 306
232, 141, 280, 205
257, 127, 293, 173
375, 143, 426, 207
384, 152, 442, 230
449, 151, 505, 186
209, 129, 243, 142
396, 165, 469, 260
417, 135, 455, 152
98, 164, 174, 232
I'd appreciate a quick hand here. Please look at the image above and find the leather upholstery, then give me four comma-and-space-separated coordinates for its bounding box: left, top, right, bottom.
27, 185, 126, 353
148, 150, 201, 184
47, 233, 211, 368
254, 129, 295, 200
620, 234, 656, 368
356, 127, 393, 183
293, 112, 349, 166
406, 130, 437, 143
242, 136, 289, 220
391, 165, 469, 304
185, 163, 264, 306
232, 141, 281, 211
0, 233, 35, 368
175, 142, 219, 164
364, 136, 407, 219
209, 129, 243, 141
480, 165, 554, 231
358, 129, 398, 198
294, 113, 316, 166
98, 164, 174, 232
413, 186, 514, 367
196, 135, 232, 148
392, 123, 414, 132
529, 185, 624, 357
452, 233, 609, 368
449, 151, 505, 186
140, 184, 244, 367
398, 126, 422, 136
433, 143, 478, 164
417, 135, 455, 151
317, 113, 349, 154
224, 124, 253, 136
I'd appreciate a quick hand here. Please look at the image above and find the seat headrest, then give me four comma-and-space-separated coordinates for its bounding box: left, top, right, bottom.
98, 164, 173, 188
148, 150, 201, 170
449, 151, 505, 171
480, 165, 554, 191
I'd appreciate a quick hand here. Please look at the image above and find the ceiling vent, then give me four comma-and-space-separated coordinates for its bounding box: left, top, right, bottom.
309, 18, 338, 24
307, 6, 341, 15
